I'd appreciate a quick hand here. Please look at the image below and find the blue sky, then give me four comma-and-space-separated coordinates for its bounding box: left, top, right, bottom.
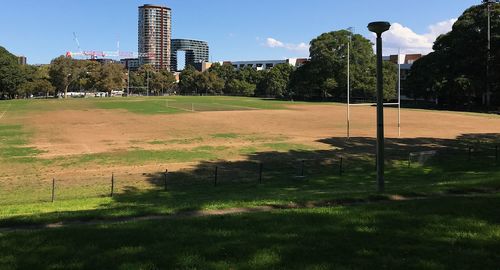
0, 0, 479, 64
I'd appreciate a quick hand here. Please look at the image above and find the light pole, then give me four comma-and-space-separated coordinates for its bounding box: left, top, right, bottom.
146, 70, 150, 97
368, 21, 391, 193
346, 27, 354, 139
127, 66, 130, 97
483, 0, 499, 106
347, 32, 351, 139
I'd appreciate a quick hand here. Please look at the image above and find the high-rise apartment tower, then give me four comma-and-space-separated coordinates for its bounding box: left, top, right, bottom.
138, 4, 172, 70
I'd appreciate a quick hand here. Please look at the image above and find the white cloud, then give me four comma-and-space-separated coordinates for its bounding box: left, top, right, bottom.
266, 38, 285, 48
380, 18, 457, 55
264, 37, 310, 53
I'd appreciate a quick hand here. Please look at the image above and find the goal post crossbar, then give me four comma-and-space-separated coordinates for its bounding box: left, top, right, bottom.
349, 102, 400, 106
346, 48, 402, 138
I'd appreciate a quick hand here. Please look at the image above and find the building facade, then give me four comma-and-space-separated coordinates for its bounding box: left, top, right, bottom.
225, 58, 309, 71
17, 56, 27, 65
383, 54, 424, 99
138, 4, 172, 70
120, 58, 140, 71
171, 39, 209, 72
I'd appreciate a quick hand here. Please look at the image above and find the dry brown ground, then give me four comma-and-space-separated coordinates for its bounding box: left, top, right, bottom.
22, 104, 500, 156
3, 104, 500, 180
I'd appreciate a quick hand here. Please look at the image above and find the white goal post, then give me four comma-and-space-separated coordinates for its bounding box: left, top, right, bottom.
347, 47, 402, 138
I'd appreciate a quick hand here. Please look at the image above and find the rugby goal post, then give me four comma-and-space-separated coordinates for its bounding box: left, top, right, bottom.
347, 48, 402, 138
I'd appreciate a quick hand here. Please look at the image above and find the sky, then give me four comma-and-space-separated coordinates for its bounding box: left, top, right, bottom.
0, 0, 480, 65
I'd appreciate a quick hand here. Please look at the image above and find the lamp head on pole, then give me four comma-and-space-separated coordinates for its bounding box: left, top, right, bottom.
368, 21, 391, 36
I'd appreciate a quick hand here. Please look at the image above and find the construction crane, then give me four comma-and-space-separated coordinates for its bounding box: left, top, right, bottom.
66, 32, 153, 60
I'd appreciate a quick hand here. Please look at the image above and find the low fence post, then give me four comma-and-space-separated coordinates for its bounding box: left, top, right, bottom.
300, 160, 305, 177
495, 145, 498, 165
468, 145, 472, 161
164, 169, 168, 191
214, 166, 218, 187
339, 157, 343, 176
258, 162, 263, 184
110, 173, 114, 197
51, 178, 55, 203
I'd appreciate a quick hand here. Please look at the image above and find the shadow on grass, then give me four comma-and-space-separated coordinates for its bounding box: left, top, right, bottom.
1, 134, 499, 227
0, 195, 499, 269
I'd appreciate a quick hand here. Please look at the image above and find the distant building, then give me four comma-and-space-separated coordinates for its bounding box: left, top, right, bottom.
17, 56, 27, 65
171, 39, 209, 72
200, 61, 213, 72
383, 53, 424, 99
92, 58, 118, 65
138, 4, 172, 70
120, 58, 140, 71
224, 58, 309, 71
404, 54, 422, 64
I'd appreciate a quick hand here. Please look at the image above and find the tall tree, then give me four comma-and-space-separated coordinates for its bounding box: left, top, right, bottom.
18, 65, 55, 98
0, 46, 25, 98
97, 62, 125, 95
259, 63, 294, 98
150, 70, 176, 95
49, 56, 81, 98
290, 30, 396, 100
407, 3, 500, 108
209, 63, 236, 93
178, 65, 198, 95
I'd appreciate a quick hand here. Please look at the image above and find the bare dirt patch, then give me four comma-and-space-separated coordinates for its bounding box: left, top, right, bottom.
25, 105, 500, 157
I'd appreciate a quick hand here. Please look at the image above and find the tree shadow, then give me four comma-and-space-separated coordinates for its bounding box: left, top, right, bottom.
0, 134, 499, 268
1, 194, 499, 269
98, 133, 500, 220
1, 133, 499, 228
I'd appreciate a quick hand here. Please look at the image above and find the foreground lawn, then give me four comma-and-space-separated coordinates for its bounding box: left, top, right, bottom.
1, 194, 498, 270
1, 148, 499, 226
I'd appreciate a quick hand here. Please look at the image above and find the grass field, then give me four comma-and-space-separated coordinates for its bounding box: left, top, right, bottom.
0, 96, 499, 269
1, 195, 499, 269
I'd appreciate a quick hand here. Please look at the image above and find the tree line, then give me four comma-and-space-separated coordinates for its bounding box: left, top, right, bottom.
406, 3, 499, 109
1, 28, 398, 101
2, 2, 494, 109
178, 30, 398, 101
0, 50, 176, 99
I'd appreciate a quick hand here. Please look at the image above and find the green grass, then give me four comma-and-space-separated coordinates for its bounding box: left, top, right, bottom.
92, 96, 295, 115
0, 124, 43, 162
0, 97, 499, 268
211, 133, 240, 139
263, 142, 319, 152
94, 99, 184, 114
0, 194, 498, 269
0, 96, 300, 119
1, 146, 499, 226
54, 148, 219, 167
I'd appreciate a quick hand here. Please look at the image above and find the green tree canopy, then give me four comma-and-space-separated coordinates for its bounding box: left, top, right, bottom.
0, 46, 25, 98
150, 70, 176, 95
97, 62, 125, 94
49, 56, 82, 97
258, 63, 294, 98
407, 3, 500, 108
291, 30, 396, 101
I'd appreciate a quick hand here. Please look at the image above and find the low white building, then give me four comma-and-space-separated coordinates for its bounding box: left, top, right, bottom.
224, 58, 309, 71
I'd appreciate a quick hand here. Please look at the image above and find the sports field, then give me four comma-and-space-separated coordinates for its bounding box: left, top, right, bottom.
1, 96, 500, 213
1, 96, 500, 268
